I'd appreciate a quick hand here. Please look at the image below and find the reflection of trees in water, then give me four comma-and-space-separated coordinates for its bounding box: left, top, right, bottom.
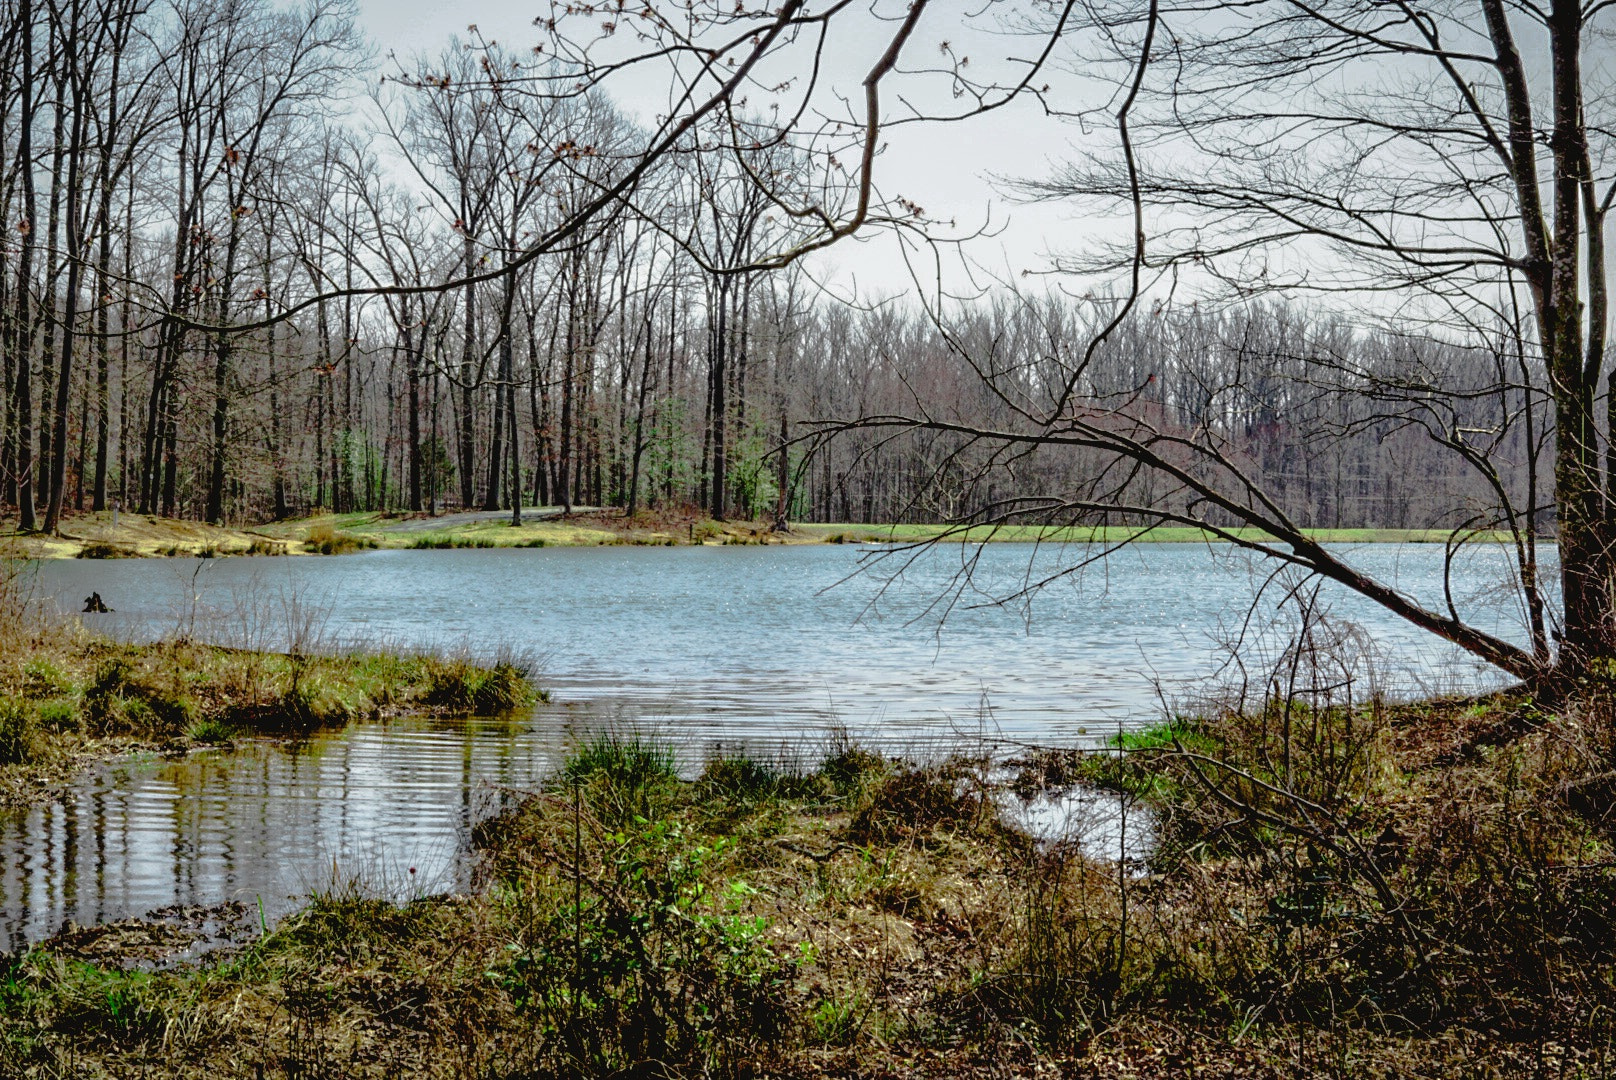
0, 719, 561, 950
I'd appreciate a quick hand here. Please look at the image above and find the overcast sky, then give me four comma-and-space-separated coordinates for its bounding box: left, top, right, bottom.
350, 0, 1103, 302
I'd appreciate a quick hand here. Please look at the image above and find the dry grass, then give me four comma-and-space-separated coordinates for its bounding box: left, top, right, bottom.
300, 523, 377, 555
6, 703, 1613, 1077
1, 510, 288, 559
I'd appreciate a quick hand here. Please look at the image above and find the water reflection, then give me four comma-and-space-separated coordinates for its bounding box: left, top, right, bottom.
997, 785, 1155, 864
0, 717, 567, 953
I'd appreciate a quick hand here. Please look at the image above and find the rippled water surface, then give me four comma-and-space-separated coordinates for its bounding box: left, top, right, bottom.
3, 541, 1538, 948
0, 718, 551, 953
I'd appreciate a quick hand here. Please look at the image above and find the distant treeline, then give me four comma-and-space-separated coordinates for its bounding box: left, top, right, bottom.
0, 0, 1544, 532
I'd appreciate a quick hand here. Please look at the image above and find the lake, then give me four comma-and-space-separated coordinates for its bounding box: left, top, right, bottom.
2, 541, 1539, 950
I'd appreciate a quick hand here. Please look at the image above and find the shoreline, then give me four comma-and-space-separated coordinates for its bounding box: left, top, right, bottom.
2, 508, 1533, 560
0, 631, 542, 811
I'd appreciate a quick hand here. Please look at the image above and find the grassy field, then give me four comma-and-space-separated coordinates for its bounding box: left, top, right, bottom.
1, 508, 1532, 560
2, 687, 1611, 1077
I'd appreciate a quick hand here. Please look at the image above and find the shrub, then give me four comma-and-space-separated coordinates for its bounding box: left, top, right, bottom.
494, 815, 794, 1079
75, 542, 134, 559
302, 525, 376, 555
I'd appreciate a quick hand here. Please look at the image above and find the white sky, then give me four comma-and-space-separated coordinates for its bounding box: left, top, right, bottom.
352, 0, 1107, 302
347, 0, 1614, 323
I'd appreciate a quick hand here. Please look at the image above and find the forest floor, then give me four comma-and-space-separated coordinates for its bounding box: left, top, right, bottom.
1, 508, 1502, 560
0, 687, 1610, 1077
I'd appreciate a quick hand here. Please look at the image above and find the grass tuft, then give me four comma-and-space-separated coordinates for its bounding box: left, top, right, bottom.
186, 717, 235, 744
408, 534, 496, 549
74, 542, 136, 559
562, 732, 679, 788
697, 750, 807, 804
302, 524, 377, 555
421, 654, 539, 713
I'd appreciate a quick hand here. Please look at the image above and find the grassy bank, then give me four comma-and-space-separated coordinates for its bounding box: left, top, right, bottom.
0, 591, 541, 808
3, 508, 1524, 559
4, 683, 1612, 1077
794, 522, 1518, 546
0, 511, 291, 559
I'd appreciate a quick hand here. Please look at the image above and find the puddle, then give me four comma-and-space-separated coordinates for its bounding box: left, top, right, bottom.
997, 784, 1155, 864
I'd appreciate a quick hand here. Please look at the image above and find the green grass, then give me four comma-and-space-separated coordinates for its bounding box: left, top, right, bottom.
408, 533, 496, 549
420, 654, 541, 713
1056, 719, 1222, 802
697, 750, 812, 804
1109, 718, 1219, 754
794, 523, 1520, 545
559, 732, 682, 826
186, 716, 236, 744
562, 732, 680, 786
1, 638, 545, 795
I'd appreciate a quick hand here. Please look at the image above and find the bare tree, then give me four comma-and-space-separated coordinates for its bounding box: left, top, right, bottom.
952, 0, 1608, 678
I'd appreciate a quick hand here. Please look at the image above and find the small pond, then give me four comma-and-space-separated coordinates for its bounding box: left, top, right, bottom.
3, 541, 1536, 949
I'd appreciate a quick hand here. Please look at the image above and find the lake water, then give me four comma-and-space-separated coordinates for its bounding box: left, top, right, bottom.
2, 541, 1541, 950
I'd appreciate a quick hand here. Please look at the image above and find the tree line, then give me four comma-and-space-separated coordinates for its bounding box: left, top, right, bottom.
0, 0, 1553, 545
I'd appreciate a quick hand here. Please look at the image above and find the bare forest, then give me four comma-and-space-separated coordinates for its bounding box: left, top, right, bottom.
0, 1, 1554, 525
